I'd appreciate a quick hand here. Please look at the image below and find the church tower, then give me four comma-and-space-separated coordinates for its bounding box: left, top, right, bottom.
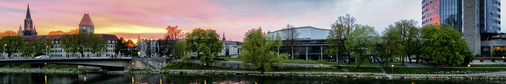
79, 13, 94, 34
22, 4, 37, 36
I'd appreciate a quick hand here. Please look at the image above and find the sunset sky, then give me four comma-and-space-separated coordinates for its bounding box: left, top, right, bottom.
1, 0, 503, 42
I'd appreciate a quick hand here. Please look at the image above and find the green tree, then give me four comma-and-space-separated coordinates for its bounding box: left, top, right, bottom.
345, 25, 379, 69
22, 40, 53, 57
382, 20, 420, 65
163, 25, 185, 58
0, 36, 24, 58
114, 37, 127, 56
242, 28, 286, 74
175, 39, 187, 58
325, 14, 357, 64
61, 32, 106, 57
185, 28, 223, 65
421, 25, 469, 66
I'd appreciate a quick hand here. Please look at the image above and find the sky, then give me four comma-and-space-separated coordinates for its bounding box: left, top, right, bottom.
1, 0, 498, 42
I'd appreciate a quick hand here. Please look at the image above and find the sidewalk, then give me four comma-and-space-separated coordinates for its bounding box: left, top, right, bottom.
161, 69, 506, 77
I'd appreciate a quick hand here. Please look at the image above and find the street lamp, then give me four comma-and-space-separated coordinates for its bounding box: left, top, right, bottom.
467, 64, 471, 74
3, 44, 6, 58
46, 45, 49, 58
503, 56, 505, 66
391, 64, 394, 74
371, 56, 373, 63
320, 64, 322, 72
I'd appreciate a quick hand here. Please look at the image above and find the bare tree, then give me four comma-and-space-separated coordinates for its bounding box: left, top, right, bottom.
325, 14, 357, 64
282, 24, 300, 59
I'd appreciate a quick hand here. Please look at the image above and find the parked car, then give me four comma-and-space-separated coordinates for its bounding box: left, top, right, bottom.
34, 55, 49, 59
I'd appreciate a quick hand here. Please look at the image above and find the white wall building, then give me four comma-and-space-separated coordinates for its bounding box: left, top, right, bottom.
266, 26, 332, 61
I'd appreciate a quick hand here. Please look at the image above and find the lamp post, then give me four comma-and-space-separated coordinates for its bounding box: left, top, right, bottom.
3, 44, 6, 58
371, 56, 373, 63
46, 45, 49, 58
320, 64, 322, 72
467, 64, 470, 75
391, 64, 394, 74
503, 56, 505, 67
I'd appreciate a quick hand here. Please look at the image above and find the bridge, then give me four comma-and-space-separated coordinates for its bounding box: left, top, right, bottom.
0, 57, 169, 71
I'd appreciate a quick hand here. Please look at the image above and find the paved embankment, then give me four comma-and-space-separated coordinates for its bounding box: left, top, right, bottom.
0, 69, 83, 73
122, 70, 506, 80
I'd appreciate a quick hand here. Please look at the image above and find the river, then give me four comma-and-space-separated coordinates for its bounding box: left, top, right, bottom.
0, 73, 503, 84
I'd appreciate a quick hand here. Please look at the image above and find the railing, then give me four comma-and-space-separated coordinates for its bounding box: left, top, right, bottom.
0, 56, 133, 60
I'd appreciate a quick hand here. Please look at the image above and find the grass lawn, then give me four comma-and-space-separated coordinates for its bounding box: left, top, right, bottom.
284, 59, 333, 64
469, 64, 506, 67
162, 62, 245, 70
218, 56, 243, 61
386, 67, 505, 74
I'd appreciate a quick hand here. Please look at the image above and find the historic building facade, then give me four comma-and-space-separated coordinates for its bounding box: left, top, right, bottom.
9, 13, 119, 58
79, 14, 95, 34
18, 4, 38, 36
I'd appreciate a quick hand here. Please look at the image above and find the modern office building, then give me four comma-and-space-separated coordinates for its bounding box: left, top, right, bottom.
422, 0, 504, 56
267, 26, 330, 61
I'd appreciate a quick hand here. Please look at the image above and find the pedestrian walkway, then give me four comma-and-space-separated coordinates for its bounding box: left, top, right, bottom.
162, 69, 506, 77
403, 62, 429, 67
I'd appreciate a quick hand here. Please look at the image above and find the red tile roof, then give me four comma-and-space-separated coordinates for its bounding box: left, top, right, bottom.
23, 34, 118, 43
79, 14, 94, 26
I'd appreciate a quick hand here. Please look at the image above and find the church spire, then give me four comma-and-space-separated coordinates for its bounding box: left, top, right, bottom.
22, 4, 36, 36
26, 4, 31, 20
222, 32, 226, 41
18, 25, 22, 36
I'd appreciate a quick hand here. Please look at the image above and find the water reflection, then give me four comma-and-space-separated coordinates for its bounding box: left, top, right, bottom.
0, 73, 503, 84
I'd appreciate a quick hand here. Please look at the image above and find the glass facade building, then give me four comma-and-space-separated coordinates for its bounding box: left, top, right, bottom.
479, 0, 501, 34
422, 0, 463, 32
423, 0, 503, 57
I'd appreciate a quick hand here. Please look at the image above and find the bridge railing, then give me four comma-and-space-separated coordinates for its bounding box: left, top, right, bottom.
0, 56, 133, 60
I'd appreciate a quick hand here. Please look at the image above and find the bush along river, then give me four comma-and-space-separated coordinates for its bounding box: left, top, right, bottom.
0, 72, 504, 84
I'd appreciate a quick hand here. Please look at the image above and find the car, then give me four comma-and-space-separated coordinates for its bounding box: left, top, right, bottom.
34, 55, 50, 59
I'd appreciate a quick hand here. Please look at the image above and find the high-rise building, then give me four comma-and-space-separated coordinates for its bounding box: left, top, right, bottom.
422, 0, 504, 56
79, 14, 94, 34
21, 4, 37, 36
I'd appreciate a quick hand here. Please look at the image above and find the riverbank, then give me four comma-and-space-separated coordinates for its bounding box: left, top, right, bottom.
0, 68, 504, 81
0, 68, 83, 73
122, 69, 506, 81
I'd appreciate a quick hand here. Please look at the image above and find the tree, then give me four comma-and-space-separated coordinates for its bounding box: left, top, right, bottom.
175, 39, 187, 58
383, 20, 420, 65
325, 14, 357, 64
242, 28, 286, 74
0, 30, 18, 39
281, 24, 300, 59
162, 25, 185, 58
185, 28, 223, 65
115, 37, 128, 56
345, 25, 379, 69
22, 40, 52, 57
60, 31, 106, 57
421, 25, 470, 66
0, 36, 24, 58
48, 28, 79, 35
125, 39, 137, 57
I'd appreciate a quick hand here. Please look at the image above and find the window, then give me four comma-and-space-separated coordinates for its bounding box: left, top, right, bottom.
480, 60, 484, 62
491, 59, 495, 62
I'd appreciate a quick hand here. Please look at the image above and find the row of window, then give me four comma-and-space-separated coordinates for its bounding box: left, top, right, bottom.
476, 59, 506, 62
489, 13, 501, 19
